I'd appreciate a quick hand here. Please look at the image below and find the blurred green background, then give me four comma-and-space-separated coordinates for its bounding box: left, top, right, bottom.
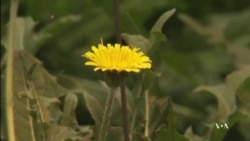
1, 0, 249, 79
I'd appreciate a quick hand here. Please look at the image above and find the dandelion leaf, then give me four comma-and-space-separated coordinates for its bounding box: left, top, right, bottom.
61, 93, 78, 128
236, 77, 250, 116
153, 100, 188, 141
194, 65, 250, 121
148, 96, 169, 136
184, 126, 203, 141
10, 50, 67, 140
46, 125, 83, 141
56, 75, 106, 125
122, 9, 175, 53
150, 8, 176, 33
1, 17, 52, 54
121, 33, 149, 53
210, 111, 247, 141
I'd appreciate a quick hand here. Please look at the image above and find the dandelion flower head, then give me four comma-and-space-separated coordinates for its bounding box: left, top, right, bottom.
82, 41, 152, 73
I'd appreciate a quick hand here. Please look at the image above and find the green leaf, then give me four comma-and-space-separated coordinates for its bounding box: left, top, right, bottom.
236, 77, 250, 116
46, 125, 83, 141
122, 9, 174, 54
20, 51, 67, 98
149, 31, 167, 43
153, 100, 189, 141
150, 8, 176, 33
9, 50, 68, 141
56, 75, 135, 126
41, 15, 81, 34
227, 44, 250, 69
38, 96, 62, 125
183, 126, 203, 141
2, 17, 52, 54
121, 33, 149, 53
178, 11, 250, 69
12, 68, 38, 141
210, 111, 247, 141
147, 32, 167, 56
61, 93, 78, 128
141, 70, 159, 91
194, 84, 233, 121
147, 9, 175, 55
154, 125, 189, 141
194, 65, 250, 121
82, 90, 104, 126
148, 96, 170, 136
226, 65, 250, 93
56, 75, 107, 125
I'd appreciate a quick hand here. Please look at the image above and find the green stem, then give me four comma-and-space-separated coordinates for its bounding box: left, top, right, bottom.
113, 0, 130, 140
130, 108, 137, 137
120, 81, 130, 141
113, 0, 122, 43
98, 88, 115, 141
130, 81, 143, 140
144, 90, 150, 137
5, 0, 19, 141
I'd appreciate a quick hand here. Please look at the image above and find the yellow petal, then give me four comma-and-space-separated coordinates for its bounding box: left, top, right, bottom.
82, 43, 152, 73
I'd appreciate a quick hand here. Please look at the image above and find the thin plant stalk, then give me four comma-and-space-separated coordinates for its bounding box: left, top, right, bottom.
113, 0, 130, 140
144, 90, 150, 137
98, 88, 115, 141
113, 0, 122, 43
130, 108, 137, 138
4, 0, 19, 140
120, 81, 130, 141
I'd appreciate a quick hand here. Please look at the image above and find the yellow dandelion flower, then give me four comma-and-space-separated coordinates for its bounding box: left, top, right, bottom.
82, 42, 152, 73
